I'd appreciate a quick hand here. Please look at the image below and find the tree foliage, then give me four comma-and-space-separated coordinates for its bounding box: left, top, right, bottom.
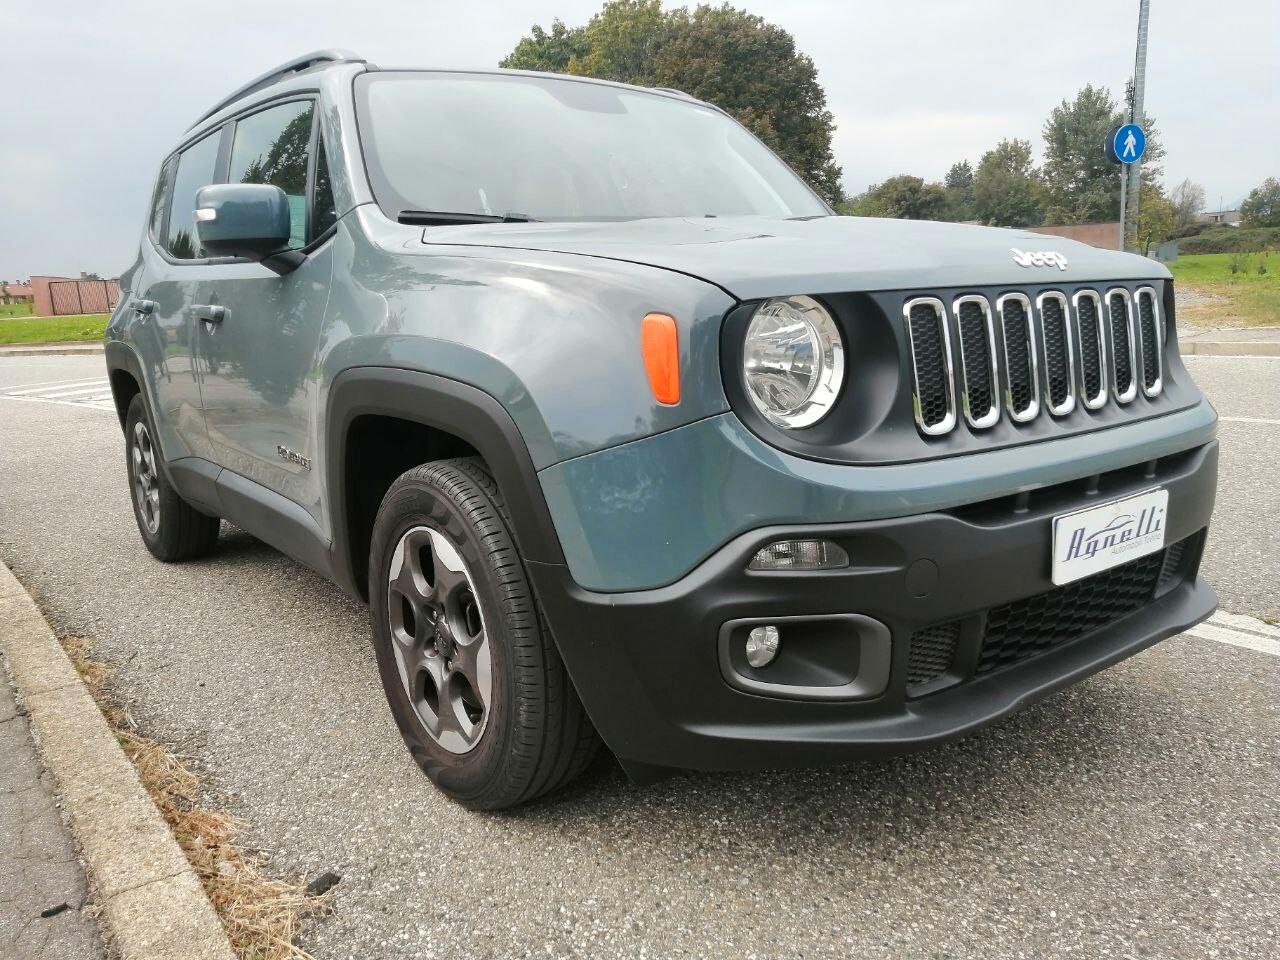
943, 160, 975, 221
1132, 183, 1176, 253
973, 139, 1042, 227
1039, 84, 1164, 226
841, 175, 948, 220
1241, 177, 1280, 227
500, 0, 844, 203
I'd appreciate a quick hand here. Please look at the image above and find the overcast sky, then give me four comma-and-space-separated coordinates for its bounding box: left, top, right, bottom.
3, 0, 1276, 279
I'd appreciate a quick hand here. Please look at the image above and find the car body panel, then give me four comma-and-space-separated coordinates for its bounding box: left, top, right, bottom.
538, 400, 1219, 592
420, 214, 1170, 301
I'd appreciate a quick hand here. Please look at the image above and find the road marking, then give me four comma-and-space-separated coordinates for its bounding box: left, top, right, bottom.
1219, 416, 1280, 426
1186, 612, 1280, 658
5, 376, 105, 395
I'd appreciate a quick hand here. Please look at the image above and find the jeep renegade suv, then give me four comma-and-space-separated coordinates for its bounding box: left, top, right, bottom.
106, 51, 1218, 809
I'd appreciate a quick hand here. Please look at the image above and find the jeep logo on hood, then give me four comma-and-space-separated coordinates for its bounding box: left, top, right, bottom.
1011, 248, 1069, 270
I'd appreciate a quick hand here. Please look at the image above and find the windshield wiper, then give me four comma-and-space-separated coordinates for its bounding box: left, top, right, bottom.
397, 210, 540, 226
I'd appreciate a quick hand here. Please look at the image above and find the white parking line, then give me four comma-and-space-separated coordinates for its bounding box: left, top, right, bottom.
0, 393, 114, 412
1186, 612, 1280, 658
5, 377, 105, 395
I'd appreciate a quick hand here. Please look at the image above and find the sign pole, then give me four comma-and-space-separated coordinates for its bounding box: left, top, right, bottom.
1122, 0, 1150, 252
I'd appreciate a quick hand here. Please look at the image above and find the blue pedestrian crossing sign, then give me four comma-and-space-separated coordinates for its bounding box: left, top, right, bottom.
1109, 123, 1146, 164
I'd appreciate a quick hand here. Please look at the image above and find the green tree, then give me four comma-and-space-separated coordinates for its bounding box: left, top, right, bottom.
943, 160, 975, 221
500, 1, 844, 204
1241, 177, 1280, 227
840, 174, 947, 220
973, 139, 1042, 227
1132, 183, 1176, 253
1040, 84, 1165, 225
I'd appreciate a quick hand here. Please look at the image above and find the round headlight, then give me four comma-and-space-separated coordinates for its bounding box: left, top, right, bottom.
742, 295, 845, 429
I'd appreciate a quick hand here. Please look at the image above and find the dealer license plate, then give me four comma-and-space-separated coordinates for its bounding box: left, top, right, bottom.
1051, 488, 1169, 586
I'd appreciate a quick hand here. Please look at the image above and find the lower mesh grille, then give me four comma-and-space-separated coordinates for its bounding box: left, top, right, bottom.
977, 549, 1166, 675
1108, 292, 1135, 399
906, 531, 1202, 693
906, 622, 960, 688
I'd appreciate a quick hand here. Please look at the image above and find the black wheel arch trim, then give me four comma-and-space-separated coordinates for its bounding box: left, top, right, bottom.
325, 366, 568, 599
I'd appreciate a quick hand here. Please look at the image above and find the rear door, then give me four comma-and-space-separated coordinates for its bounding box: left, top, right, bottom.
193, 98, 337, 518
134, 128, 227, 463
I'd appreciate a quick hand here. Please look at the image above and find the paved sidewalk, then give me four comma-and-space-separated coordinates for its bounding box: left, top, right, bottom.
0, 668, 104, 960
1180, 325, 1280, 356
0, 343, 104, 358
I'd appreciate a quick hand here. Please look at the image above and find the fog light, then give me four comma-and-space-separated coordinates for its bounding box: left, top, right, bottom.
748, 539, 849, 571
745, 625, 781, 668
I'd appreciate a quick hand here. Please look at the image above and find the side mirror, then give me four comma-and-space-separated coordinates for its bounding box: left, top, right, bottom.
194, 184, 302, 274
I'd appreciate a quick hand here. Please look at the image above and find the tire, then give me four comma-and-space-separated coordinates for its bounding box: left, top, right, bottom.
124, 393, 221, 561
368, 457, 599, 809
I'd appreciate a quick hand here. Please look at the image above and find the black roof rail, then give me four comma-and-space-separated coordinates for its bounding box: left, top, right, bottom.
186, 49, 364, 131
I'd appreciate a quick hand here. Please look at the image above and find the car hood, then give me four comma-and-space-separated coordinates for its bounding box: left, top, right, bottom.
421, 215, 1169, 301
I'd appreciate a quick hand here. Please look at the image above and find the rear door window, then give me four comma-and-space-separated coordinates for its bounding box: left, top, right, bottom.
228, 100, 315, 249
166, 132, 222, 259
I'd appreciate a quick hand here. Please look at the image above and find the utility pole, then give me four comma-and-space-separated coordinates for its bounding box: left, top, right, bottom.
1120, 0, 1150, 252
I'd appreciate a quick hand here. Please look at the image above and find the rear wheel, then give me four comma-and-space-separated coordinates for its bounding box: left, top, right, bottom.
368, 457, 598, 809
124, 393, 220, 561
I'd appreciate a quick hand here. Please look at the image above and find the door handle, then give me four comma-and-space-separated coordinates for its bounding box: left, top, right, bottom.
134, 299, 157, 316
193, 304, 226, 324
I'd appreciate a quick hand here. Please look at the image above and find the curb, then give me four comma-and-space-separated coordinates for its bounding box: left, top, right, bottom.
0, 560, 236, 960
0, 343, 105, 357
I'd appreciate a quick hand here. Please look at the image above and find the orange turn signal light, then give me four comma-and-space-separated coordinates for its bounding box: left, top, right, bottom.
641, 313, 680, 405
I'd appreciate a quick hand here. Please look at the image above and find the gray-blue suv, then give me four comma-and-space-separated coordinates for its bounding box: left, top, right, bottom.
106, 51, 1219, 808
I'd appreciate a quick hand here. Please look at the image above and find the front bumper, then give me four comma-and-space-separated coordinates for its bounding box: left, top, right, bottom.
530, 440, 1218, 771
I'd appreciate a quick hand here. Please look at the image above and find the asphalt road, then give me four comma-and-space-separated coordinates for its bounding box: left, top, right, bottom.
0, 353, 1276, 960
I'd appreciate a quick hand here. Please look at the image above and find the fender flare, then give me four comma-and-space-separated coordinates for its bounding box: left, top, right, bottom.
325, 366, 567, 597
103, 340, 147, 431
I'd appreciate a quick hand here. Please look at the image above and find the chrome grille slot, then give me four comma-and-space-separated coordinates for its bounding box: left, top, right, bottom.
1072, 289, 1108, 409
1037, 291, 1076, 416
903, 297, 957, 435
953, 295, 999, 429
1134, 286, 1163, 396
1106, 288, 1138, 404
995, 293, 1039, 423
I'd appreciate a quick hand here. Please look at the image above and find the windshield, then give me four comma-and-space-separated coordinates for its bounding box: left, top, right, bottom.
355, 71, 830, 222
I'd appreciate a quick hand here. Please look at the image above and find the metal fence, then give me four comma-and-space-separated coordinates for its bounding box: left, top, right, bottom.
47, 279, 120, 316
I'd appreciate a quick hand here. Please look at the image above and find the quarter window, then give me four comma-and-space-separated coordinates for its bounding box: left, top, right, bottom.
149, 156, 177, 242
312, 135, 337, 239
229, 100, 315, 248
166, 131, 221, 259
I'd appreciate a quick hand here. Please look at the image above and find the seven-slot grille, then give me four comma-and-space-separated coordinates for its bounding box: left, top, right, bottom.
904, 285, 1164, 437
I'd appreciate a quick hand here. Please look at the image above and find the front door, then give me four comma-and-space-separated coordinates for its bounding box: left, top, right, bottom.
194, 99, 337, 518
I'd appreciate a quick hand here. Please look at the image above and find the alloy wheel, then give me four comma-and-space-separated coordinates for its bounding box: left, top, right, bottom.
386, 525, 493, 754
131, 420, 161, 535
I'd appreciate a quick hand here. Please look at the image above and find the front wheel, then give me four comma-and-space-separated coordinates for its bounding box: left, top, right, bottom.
368, 458, 598, 809
123, 393, 220, 561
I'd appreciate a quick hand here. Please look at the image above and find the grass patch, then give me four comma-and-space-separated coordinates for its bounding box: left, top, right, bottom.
0, 302, 33, 318
1170, 253, 1280, 328
61, 635, 327, 960
0, 313, 108, 345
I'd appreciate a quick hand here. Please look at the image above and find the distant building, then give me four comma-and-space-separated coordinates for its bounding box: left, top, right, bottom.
1025, 222, 1121, 251
1198, 209, 1242, 226
1, 283, 33, 305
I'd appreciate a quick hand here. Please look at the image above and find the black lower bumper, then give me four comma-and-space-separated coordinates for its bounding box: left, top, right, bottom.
529, 441, 1219, 771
